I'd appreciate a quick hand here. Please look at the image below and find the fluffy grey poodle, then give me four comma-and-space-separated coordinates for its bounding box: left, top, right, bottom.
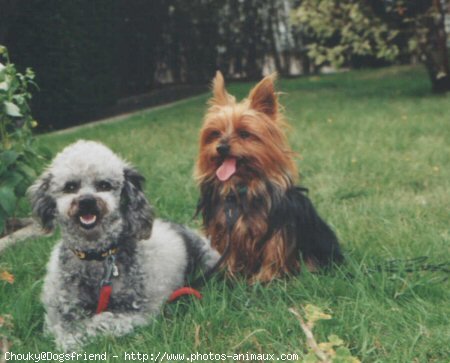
28, 140, 219, 351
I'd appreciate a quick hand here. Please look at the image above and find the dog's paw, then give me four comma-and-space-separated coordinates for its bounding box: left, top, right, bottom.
55, 333, 83, 352
91, 312, 137, 336
92, 311, 115, 331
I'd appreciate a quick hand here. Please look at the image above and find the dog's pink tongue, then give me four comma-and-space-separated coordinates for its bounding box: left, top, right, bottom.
216, 158, 237, 181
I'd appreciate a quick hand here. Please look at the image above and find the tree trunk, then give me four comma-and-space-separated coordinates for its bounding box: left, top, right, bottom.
243, 0, 263, 79
268, 0, 284, 74
423, 0, 450, 93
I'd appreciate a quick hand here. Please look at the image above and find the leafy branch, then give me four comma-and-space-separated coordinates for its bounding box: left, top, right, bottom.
290, 304, 360, 363
0, 45, 50, 235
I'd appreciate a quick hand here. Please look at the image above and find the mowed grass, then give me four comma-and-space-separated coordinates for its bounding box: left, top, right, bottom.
1, 65, 449, 362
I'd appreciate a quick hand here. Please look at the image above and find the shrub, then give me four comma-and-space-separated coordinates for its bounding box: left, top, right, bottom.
0, 45, 50, 235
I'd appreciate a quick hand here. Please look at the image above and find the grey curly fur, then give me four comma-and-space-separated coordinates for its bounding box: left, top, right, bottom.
29, 140, 219, 351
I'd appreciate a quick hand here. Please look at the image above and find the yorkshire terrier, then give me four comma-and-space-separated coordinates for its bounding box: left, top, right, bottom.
195, 72, 343, 282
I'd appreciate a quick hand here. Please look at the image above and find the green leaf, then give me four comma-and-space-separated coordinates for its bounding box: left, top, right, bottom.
0, 187, 16, 215
4, 101, 22, 117
0, 150, 19, 168
1, 171, 24, 189
328, 334, 344, 347
14, 179, 30, 198
13, 94, 25, 106
333, 346, 360, 363
304, 304, 332, 324
16, 162, 37, 179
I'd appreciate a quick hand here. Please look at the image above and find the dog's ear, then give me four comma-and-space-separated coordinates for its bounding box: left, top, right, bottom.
209, 71, 235, 106
121, 168, 154, 240
248, 73, 278, 119
27, 172, 57, 233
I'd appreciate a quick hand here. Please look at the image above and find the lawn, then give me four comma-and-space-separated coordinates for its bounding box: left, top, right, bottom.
1, 65, 449, 362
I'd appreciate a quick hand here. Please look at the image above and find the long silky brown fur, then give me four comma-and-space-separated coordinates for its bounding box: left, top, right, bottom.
195, 71, 342, 282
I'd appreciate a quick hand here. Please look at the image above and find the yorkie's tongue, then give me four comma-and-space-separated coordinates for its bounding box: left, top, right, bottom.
216, 157, 237, 181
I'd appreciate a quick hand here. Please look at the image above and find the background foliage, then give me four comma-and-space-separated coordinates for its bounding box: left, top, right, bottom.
0, 46, 49, 235
292, 0, 450, 93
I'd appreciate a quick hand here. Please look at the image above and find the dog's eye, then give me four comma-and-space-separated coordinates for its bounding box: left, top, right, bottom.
238, 130, 251, 139
96, 180, 112, 192
63, 181, 80, 193
206, 130, 221, 143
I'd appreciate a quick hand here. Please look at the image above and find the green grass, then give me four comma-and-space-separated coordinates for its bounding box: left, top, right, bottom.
1, 65, 449, 362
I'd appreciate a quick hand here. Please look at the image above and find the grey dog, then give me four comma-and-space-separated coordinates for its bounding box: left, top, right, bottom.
28, 140, 219, 350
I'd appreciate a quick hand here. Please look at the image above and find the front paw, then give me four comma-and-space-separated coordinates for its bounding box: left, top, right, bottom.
91, 312, 135, 336
55, 332, 84, 352
92, 311, 115, 331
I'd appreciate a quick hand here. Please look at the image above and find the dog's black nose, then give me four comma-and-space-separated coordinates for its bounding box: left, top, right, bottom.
78, 195, 97, 211
216, 143, 230, 156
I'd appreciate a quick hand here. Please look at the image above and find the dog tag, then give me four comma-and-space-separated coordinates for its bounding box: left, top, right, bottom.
112, 263, 119, 277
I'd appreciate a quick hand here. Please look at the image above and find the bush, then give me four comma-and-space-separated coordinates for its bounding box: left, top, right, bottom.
0, 45, 50, 235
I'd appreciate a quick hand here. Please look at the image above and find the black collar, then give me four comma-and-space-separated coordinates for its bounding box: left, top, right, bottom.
71, 243, 119, 261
